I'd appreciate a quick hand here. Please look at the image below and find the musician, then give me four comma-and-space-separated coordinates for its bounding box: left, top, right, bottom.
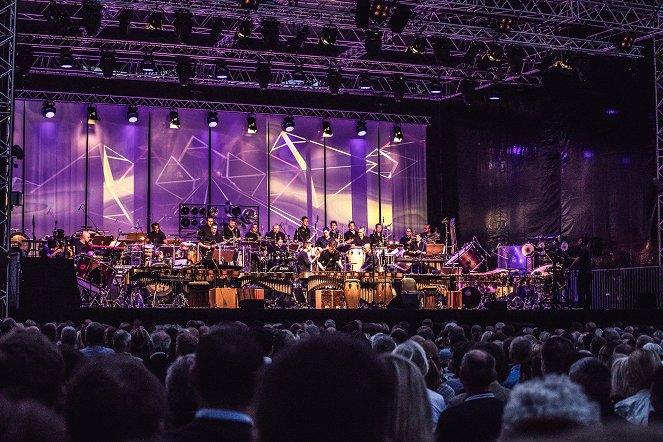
147, 223, 166, 247
408, 233, 427, 274
316, 227, 332, 249
370, 223, 386, 247
268, 238, 290, 267
199, 223, 223, 259
329, 220, 340, 240
222, 218, 241, 242
245, 223, 261, 241
354, 227, 370, 247
294, 216, 311, 242
360, 243, 379, 272
296, 242, 313, 272
568, 237, 592, 310
399, 228, 414, 247
40, 237, 63, 258
319, 240, 341, 271
197, 216, 215, 241
265, 224, 287, 243
344, 221, 358, 244
421, 224, 437, 243
72, 230, 92, 255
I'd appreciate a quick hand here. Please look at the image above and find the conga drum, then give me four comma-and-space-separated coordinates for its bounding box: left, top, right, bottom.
344, 279, 361, 309
188, 281, 210, 308
375, 282, 394, 304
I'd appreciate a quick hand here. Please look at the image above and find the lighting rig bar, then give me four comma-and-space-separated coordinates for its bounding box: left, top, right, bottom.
14, 90, 432, 125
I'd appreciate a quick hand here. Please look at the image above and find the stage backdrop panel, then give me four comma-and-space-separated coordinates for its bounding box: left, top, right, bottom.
12, 101, 428, 240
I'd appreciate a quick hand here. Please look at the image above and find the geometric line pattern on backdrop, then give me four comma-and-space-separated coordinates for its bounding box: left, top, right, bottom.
100, 144, 134, 224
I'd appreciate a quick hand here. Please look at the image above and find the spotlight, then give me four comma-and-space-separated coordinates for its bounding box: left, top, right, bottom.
176, 57, 193, 86
496, 17, 512, 33
41, 100, 56, 119
463, 43, 480, 65
618, 35, 633, 51
506, 47, 524, 74
82, 1, 102, 36
460, 79, 476, 106
236, 19, 252, 39
247, 115, 257, 134
320, 25, 338, 46
282, 115, 295, 132
169, 110, 180, 129
60, 47, 74, 69
370, 0, 392, 22
392, 74, 406, 102
432, 37, 452, 66
241, 0, 259, 9
288, 25, 309, 52
140, 52, 155, 72
173, 10, 193, 43
147, 10, 163, 30
406, 35, 426, 54
261, 19, 280, 48
99, 50, 116, 78
87, 105, 99, 125
43, 1, 71, 34
393, 125, 403, 143
356, 120, 367, 137
207, 111, 219, 128
358, 72, 372, 90
327, 69, 342, 95
214, 60, 229, 79
16, 45, 34, 78
118, 9, 131, 35
255, 63, 271, 89
478, 46, 502, 69
430, 78, 442, 94
127, 105, 139, 123
210, 18, 223, 45
322, 120, 333, 138
364, 30, 382, 56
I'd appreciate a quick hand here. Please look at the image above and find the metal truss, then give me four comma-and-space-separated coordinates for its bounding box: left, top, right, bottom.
0, 0, 16, 319
655, 36, 663, 266
15, 89, 432, 124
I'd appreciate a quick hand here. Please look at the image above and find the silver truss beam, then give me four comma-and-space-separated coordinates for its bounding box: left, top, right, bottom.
655, 35, 663, 266
14, 90, 432, 124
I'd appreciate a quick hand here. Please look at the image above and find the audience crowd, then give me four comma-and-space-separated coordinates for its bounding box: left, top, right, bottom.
2, 315, 663, 441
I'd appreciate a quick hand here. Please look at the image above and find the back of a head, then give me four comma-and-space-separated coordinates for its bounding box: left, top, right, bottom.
84, 322, 106, 347
510, 336, 533, 364
569, 357, 611, 408
195, 326, 263, 409
393, 340, 429, 377
0, 395, 67, 442
542, 336, 574, 374
475, 342, 505, 375
60, 326, 77, 346
0, 329, 65, 407
165, 354, 197, 429
501, 374, 600, 439
111, 329, 131, 353
371, 333, 396, 354
65, 356, 166, 442
150, 330, 171, 353
628, 348, 661, 392
40, 323, 57, 343
256, 334, 392, 442
460, 349, 496, 393
175, 331, 198, 357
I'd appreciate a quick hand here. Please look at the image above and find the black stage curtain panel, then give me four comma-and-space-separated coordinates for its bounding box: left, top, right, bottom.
452, 109, 654, 267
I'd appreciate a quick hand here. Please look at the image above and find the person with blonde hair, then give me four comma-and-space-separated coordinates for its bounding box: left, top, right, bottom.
615, 349, 662, 425
610, 356, 629, 404
381, 353, 433, 442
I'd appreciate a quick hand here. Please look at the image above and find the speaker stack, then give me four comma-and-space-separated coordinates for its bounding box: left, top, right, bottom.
178, 204, 224, 236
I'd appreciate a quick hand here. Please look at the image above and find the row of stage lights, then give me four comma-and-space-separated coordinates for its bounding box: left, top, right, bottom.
40, 100, 404, 142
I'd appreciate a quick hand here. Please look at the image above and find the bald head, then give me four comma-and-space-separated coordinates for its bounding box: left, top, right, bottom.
460, 349, 496, 394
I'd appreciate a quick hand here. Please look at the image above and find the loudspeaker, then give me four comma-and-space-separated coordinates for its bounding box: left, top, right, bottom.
387, 292, 420, 309
388, 5, 412, 33
355, 0, 370, 28
239, 299, 265, 310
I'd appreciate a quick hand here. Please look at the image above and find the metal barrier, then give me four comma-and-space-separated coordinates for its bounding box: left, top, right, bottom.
565, 266, 663, 310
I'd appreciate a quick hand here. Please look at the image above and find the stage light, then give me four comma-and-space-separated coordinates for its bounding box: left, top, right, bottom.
406, 35, 426, 54
282, 115, 295, 132
87, 105, 100, 125
460, 79, 476, 106
41, 100, 56, 119
358, 72, 372, 90
618, 35, 633, 51
463, 43, 480, 65
356, 120, 367, 137
364, 30, 382, 56
322, 120, 333, 138
247, 115, 257, 134
60, 47, 74, 69
99, 50, 116, 78
327, 69, 342, 95
496, 17, 512, 33
176, 57, 193, 86
215, 60, 229, 79
388, 4, 412, 33
430, 78, 442, 94
43, 1, 71, 34
82, 1, 102, 36
210, 18, 223, 45
393, 125, 403, 143
320, 25, 338, 46
506, 46, 524, 74
241, 0, 259, 9
147, 10, 163, 30
169, 110, 180, 129
207, 111, 219, 128
287, 25, 309, 52
127, 105, 139, 123
432, 37, 452, 66
16, 45, 34, 78
489, 93, 500, 101
118, 9, 131, 35
392, 74, 406, 102
236, 19, 252, 39
261, 19, 280, 48
370, 0, 391, 22
255, 63, 271, 89
140, 52, 155, 72
173, 10, 193, 43
478, 46, 502, 69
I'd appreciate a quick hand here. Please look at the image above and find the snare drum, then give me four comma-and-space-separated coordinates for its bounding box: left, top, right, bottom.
348, 247, 365, 272
344, 279, 361, 309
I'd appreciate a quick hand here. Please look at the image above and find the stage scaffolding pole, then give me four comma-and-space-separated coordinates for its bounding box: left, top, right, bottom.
656, 36, 663, 267
0, 0, 16, 319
